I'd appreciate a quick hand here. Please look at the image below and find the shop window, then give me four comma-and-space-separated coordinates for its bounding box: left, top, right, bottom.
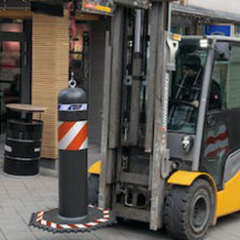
226, 45, 240, 109
0, 20, 23, 32
212, 44, 240, 110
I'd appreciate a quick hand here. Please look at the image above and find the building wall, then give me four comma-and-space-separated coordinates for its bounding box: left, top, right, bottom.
188, 0, 240, 15
32, 14, 69, 159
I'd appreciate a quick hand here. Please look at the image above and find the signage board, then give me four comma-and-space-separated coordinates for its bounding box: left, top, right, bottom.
81, 0, 113, 15
205, 24, 234, 37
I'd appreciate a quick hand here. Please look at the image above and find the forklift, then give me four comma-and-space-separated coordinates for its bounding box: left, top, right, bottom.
30, 0, 240, 239
87, 1, 240, 240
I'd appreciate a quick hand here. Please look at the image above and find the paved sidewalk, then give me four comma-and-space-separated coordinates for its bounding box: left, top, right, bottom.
0, 163, 240, 240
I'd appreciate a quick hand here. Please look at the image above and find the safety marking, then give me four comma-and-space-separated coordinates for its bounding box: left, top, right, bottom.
4, 145, 12, 153
58, 104, 88, 112
41, 220, 47, 226
34, 148, 41, 152
204, 124, 229, 158
85, 222, 98, 227
34, 206, 111, 230
60, 225, 72, 229
36, 211, 44, 222
75, 224, 87, 228
97, 219, 108, 223
58, 121, 88, 151
51, 223, 57, 229
58, 122, 76, 142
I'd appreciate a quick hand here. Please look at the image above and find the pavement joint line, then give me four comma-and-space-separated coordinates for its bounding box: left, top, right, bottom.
0, 227, 7, 240
15, 207, 32, 226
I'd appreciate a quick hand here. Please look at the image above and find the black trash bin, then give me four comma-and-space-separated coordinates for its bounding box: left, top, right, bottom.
4, 119, 43, 176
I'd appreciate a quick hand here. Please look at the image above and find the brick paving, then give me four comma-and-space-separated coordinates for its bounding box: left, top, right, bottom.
0, 155, 240, 239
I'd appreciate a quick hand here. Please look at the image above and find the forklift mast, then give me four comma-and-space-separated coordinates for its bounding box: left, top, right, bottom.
100, 0, 178, 230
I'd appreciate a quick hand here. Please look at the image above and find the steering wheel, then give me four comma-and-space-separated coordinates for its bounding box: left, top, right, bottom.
171, 100, 198, 109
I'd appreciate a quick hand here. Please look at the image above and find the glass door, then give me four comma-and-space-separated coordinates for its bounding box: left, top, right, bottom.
0, 41, 21, 132
0, 20, 31, 157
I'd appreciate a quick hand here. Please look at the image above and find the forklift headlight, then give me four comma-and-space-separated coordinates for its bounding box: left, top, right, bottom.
200, 39, 208, 48
182, 135, 194, 153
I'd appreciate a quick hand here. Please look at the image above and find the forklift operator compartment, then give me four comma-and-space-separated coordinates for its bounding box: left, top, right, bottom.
168, 37, 240, 178
168, 39, 208, 135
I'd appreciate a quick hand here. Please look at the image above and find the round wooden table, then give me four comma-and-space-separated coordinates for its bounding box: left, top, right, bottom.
6, 104, 47, 122
6, 104, 47, 113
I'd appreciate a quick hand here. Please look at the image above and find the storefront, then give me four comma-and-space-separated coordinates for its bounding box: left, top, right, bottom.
171, 3, 240, 36
0, 18, 32, 156
0, 2, 111, 160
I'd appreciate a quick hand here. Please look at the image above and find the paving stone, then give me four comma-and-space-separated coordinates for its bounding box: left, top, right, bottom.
32, 230, 68, 240
3, 231, 37, 240
1, 166, 240, 240
67, 232, 98, 240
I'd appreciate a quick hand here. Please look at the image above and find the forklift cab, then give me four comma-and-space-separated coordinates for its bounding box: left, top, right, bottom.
168, 36, 240, 190
162, 36, 240, 240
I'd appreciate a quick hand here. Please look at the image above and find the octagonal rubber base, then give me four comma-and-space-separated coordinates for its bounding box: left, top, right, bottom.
30, 205, 116, 233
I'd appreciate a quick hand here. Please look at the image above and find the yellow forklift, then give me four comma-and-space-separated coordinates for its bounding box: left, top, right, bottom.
88, 1, 240, 240
31, 0, 240, 239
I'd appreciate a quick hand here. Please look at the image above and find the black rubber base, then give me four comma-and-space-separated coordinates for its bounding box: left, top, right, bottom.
30, 206, 116, 233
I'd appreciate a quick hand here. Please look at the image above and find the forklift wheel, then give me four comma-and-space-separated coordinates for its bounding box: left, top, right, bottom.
88, 174, 99, 206
164, 179, 215, 240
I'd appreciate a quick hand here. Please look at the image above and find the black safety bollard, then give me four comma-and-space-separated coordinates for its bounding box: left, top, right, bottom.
58, 86, 88, 218
30, 79, 115, 233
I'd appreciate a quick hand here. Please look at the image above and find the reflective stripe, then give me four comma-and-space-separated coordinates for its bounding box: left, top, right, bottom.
33, 207, 112, 231
60, 224, 72, 229
58, 121, 88, 151
75, 224, 87, 228
58, 122, 76, 142
34, 148, 41, 152
5, 145, 12, 153
85, 222, 98, 226
58, 104, 88, 112
51, 223, 57, 229
41, 220, 47, 226
97, 218, 108, 223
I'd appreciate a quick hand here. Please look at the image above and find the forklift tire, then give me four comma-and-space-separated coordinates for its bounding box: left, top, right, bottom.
88, 174, 99, 206
164, 179, 215, 240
